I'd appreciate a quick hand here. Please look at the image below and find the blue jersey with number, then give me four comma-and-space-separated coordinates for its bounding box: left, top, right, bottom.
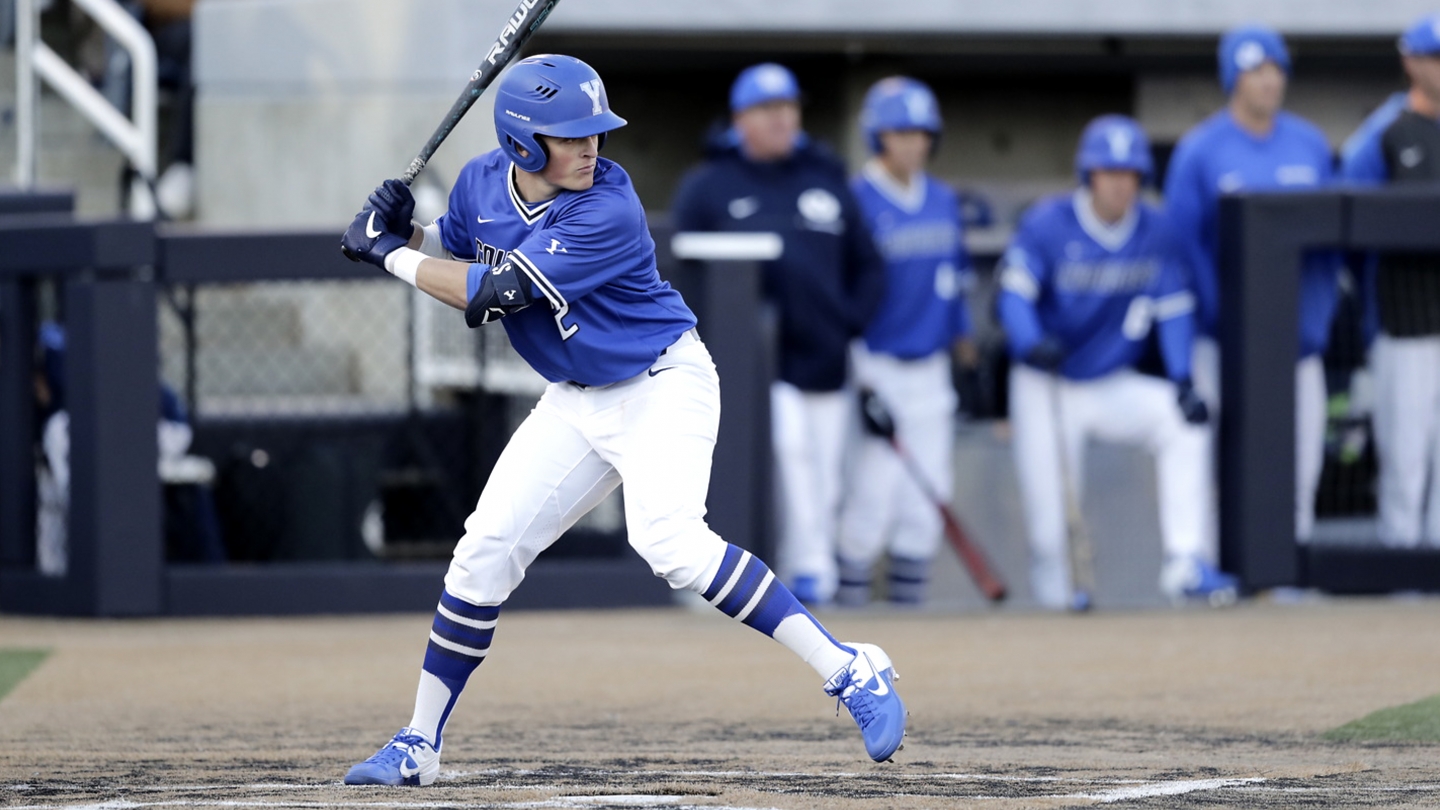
997, 191, 1197, 382
850, 163, 972, 358
434, 150, 696, 387
1164, 110, 1338, 357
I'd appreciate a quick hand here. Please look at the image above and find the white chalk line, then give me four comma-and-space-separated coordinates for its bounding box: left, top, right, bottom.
1063, 777, 1267, 803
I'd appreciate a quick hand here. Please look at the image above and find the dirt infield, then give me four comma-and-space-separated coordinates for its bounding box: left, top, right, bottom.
2, 598, 1439, 808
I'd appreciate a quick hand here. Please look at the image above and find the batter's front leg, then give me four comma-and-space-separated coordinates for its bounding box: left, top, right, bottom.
346, 394, 620, 786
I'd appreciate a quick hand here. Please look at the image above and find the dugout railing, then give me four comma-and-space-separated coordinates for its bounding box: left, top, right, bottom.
0, 209, 776, 616
1220, 188, 1440, 593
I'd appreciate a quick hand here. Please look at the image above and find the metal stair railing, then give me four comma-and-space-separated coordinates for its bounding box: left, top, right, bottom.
14, 0, 156, 206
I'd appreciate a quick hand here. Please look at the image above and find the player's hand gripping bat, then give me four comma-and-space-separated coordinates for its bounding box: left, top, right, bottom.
858, 388, 1007, 603
343, 0, 562, 261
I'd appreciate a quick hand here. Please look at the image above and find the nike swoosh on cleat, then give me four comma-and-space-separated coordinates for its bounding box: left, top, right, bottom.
365, 212, 382, 239
648, 367, 676, 377
865, 675, 890, 697
398, 757, 420, 778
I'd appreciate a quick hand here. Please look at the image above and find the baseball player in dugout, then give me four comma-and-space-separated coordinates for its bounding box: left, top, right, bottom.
1340, 13, 1440, 547
837, 77, 976, 607
671, 64, 885, 606
997, 115, 1230, 611
337, 56, 906, 786
1164, 24, 1340, 543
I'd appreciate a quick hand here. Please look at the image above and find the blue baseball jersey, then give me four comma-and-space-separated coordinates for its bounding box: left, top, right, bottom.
435, 151, 696, 387
1164, 110, 1339, 356
997, 191, 1197, 382
851, 163, 972, 358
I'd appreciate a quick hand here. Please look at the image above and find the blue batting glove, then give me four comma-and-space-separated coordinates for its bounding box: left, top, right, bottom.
341, 209, 409, 267
1176, 379, 1209, 425
366, 179, 416, 240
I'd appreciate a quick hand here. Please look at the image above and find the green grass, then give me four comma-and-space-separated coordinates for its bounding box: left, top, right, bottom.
0, 649, 50, 703
1325, 694, 1440, 742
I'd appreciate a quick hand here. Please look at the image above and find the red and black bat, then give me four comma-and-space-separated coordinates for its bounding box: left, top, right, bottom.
859, 388, 1007, 603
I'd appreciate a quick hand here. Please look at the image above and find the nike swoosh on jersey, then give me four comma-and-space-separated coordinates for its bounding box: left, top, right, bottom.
648, 367, 676, 377
365, 212, 382, 239
477, 216, 496, 224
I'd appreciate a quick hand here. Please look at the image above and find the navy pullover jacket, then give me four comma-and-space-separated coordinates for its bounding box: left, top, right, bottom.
671, 131, 885, 391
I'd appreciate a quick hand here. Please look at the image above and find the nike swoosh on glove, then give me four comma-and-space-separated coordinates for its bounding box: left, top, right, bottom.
342, 209, 409, 267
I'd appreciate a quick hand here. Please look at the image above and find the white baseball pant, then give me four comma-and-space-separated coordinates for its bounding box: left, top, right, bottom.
1370, 334, 1440, 547
770, 381, 851, 601
443, 333, 731, 605
1192, 337, 1327, 541
839, 346, 955, 566
1009, 364, 1214, 609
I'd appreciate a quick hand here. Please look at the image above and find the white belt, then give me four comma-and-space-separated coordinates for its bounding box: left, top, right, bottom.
661, 327, 701, 356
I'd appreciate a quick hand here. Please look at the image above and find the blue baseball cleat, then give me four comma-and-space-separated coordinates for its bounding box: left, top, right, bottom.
825, 643, 908, 762
1162, 557, 1239, 607
344, 727, 440, 786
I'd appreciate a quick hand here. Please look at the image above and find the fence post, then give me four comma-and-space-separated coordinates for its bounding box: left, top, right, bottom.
1218, 192, 1344, 590
66, 278, 162, 616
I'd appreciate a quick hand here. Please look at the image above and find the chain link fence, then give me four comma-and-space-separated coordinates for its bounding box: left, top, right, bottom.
156, 279, 625, 564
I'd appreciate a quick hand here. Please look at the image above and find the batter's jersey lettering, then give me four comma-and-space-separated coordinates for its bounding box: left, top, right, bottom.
997, 191, 1196, 381
851, 163, 972, 359
435, 152, 696, 387
1164, 109, 1339, 356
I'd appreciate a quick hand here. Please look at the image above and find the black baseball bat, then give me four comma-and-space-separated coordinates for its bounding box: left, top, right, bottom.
344, 0, 562, 260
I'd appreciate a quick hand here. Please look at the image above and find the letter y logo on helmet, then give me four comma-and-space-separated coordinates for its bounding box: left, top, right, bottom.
579, 80, 603, 115
1105, 127, 1134, 162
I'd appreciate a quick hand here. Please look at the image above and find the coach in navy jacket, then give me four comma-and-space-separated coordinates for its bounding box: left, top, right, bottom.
670, 63, 884, 606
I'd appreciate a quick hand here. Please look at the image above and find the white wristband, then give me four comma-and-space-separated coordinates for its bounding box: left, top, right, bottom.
419, 222, 447, 258
384, 247, 424, 287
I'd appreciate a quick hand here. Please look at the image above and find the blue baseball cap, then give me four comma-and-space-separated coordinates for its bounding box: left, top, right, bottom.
730, 63, 800, 113
1218, 24, 1291, 95
1400, 13, 1440, 56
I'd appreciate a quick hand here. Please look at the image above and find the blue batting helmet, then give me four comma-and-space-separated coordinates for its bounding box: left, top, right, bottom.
860, 76, 942, 154
493, 55, 628, 173
1218, 24, 1291, 95
1074, 115, 1153, 185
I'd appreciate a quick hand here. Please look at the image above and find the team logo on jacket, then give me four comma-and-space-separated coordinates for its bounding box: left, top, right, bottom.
797, 188, 843, 234
729, 196, 760, 219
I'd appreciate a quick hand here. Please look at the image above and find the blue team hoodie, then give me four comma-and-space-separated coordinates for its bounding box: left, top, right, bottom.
671, 130, 885, 391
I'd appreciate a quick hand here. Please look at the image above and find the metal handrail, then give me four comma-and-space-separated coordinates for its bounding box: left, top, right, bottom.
14, 0, 157, 203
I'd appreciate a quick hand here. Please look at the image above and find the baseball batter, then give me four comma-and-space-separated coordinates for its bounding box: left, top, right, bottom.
1340, 13, 1440, 547
1164, 24, 1339, 542
837, 77, 973, 606
337, 56, 907, 785
998, 115, 1227, 610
